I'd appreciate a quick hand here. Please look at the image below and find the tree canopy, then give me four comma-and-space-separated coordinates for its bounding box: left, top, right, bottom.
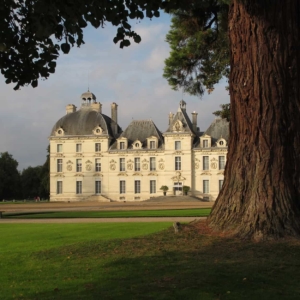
163, 1, 229, 96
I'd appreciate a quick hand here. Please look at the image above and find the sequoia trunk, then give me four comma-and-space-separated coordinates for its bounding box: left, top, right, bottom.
208, 0, 300, 240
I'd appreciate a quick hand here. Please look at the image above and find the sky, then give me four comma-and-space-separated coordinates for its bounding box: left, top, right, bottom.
0, 12, 229, 171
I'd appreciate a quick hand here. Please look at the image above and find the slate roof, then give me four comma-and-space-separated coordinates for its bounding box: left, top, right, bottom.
50, 107, 121, 138
204, 118, 229, 141
110, 120, 164, 149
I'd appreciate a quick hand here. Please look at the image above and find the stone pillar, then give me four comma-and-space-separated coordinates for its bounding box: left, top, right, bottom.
191, 111, 198, 132
111, 102, 118, 135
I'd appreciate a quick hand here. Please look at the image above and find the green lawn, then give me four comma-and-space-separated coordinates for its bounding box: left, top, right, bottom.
4, 208, 210, 219
1, 223, 300, 299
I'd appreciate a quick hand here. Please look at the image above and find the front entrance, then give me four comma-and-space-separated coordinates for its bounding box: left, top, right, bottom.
173, 182, 183, 195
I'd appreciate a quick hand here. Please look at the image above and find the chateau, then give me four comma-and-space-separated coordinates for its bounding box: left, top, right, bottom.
49, 91, 228, 202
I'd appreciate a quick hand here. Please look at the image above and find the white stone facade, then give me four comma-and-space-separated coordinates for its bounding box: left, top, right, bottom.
49, 92, 228, 202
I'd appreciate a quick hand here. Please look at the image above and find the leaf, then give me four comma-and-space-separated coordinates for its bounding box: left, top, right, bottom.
31, 80, 38, 88
61, 43, 71, 54
133, 35, 141, 43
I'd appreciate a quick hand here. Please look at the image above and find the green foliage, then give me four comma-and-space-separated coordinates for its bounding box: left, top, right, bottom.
0, 0, 182, 90
160, 185, 169, 191
21, 145, 50, 199
0, 152, 21, 200
213, 103, 230, 121
163, 0, 230, 96
183, 186, 190, 194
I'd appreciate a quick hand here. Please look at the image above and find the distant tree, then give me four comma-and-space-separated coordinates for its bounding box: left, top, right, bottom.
21, 166, 42, 199
39, 145, 50, 199
213, 104, 230, 122
0, 152, 21, 200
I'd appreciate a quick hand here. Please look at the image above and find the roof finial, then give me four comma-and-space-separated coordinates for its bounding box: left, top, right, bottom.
87, 73, 90, 92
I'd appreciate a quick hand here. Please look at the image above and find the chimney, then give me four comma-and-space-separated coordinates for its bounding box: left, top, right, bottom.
66, 104, 76, 114
169, 112, 174, 125
111, 102, 118, 135
91, 102, 102, 113
191, 111, 198, 132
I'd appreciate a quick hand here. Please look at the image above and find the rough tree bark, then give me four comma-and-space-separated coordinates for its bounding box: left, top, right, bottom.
208, 0, 300, 240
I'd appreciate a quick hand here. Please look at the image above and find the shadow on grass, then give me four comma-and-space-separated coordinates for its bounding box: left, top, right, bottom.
9, 224, 300, 300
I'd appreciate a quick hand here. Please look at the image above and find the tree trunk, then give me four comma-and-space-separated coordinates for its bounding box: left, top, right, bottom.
208, 0, 300, 240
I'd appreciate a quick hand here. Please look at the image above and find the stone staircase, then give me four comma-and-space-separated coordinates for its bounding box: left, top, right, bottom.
84, 194, 111, 202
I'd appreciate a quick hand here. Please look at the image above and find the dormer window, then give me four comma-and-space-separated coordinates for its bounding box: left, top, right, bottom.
120, 142, 125, 149
203, 140, 208, 148
117, 137, 128, 150
93, 126, 103, 135
200, 135, 211, 148
55, 127, 64, 136
150, 141, 155, 149
217, 138, 226, 147
133, 140, 142, 149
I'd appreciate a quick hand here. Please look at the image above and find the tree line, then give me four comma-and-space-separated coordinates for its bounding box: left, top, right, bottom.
0, 147, 49, 200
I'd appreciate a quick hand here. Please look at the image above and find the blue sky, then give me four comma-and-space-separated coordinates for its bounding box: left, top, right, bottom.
0, 12, 229, 170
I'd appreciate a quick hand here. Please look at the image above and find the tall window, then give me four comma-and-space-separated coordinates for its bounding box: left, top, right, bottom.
203, 156, 209, 170
76, 143, 82, 152
76, 159, 82, 172
120, 180, 126, 194
57, 159, 63, 172
134, 180, 141, 194
95, 181, 101, 194
175, 141, 181, 150
134, 158, 140, 171
95, 143, 101, 152
95, 158, 101, 172
120, 142, 125, 150
57, 144, 62, 152
175, 157, 181, 170
219, 156, 225, 170
150, 180, 156, 194
203, 180, 209, 193
76, 181, 82, 194
219, 180, 224, 192
150, 141, 155, 149
203, 140, 208, 148
150, 157, 156, 171
57, 181, 63, 194
120, 158, 125, 171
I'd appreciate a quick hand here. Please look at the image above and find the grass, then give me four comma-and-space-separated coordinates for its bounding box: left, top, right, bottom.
3, 208, 210, 219
1, 222, 300, 299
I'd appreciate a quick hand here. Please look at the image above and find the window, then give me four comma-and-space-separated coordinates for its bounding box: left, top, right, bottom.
135, 143, 140, 148
57, 144, 62, 152
76, 143, 82, 152
203, 156, 209, 170
134, 180, 141, 194
203, 180, 209, 193
120, 158, 125, 171
120, 180, 126, 194
203, 140, 208, 148
57, 181, 63, 194
95, 143, 101, 152
150, 141, 155, 149
120, 142, 125, 150
150, 157, 156, 171
219, 141, 224, 146
95, 158, 101, 172
175, 157, 181, 170
76, 159, 82, 172
174, 182, 182, 192
150, 180, 156, 194
175, 141, 181, 150
95, 181, 101, 194
134, 158, 140, 171
219, 180, 224, 192
219, 156, 225, 170
57, 159, 63, 172
76, 181, 82, 194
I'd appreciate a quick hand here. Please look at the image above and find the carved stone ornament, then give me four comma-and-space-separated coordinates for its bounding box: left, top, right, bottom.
67, 165, 72, 171
86, 164, 92, 171
142, 163, 148, 170
110, 164, 116, 170
195, 163, 199, 169
127, 163, 133, 170
211, 162, 217, 169
174, 121, 182, 132
66, 160, 73, 164
171, 171, 186, 181
159, 163, 165, 170
132, 173, 143, 176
